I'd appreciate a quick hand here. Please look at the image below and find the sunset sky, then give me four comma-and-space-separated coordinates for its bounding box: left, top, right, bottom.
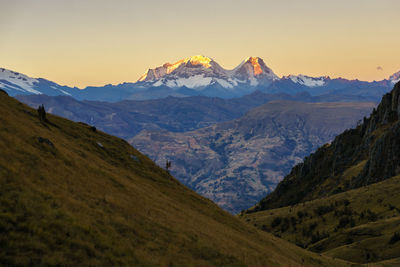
1, 0, 399, 88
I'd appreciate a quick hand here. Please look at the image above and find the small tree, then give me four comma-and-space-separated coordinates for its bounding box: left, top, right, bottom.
37, 104, 47, 122
166, 160, 172, 172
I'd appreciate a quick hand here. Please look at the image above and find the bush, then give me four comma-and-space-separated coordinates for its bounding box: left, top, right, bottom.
311, 231, 329, 244
302, 222, 318, 237
345, 236, 354, 244
389, 232, 400, 244
366, 209, 378, 222
314, 205, 333, 216
271, 217, 282, 228
280, 217, 290, 233
297, 211, 305, 219
334, 206, 353, 217
37, 104, 47, 122
337, 216, 355, 229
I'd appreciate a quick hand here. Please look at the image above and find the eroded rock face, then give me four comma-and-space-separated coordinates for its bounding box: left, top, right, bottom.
357, 84, 400, 185
131, 101, 375, 213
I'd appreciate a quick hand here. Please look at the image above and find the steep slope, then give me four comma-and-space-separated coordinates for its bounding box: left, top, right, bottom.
249, 81, 400, 212
242, 174, 400, 264
130, 101, 375, 213
0, 90, 344, 266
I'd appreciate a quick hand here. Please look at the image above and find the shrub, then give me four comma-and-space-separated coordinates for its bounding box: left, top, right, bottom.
271, 217, 282, 228
389, 232, 400, 244
337, 216, 355, 229
297, 211, 304, 219
280, 217, 290, 233
37, 104, 47, 122
311, 231, 329, 244
345, 236, 354, 244
314, 205, 334, 216
366, 209, 378, 222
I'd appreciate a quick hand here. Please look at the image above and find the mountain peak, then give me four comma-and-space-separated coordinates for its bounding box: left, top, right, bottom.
232, 56, 278, 84
185, 55, 213, 68
0, 68, 41, 94
389, 70, 400, 84
243, 57, 264, 76
285, 74, 329, 87
136, 55, 280, 90
137, 55, 214, 82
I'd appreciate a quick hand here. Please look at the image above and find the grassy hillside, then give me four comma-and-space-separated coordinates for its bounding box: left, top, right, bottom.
0, 90, 344, 266
241, 174, 400, 264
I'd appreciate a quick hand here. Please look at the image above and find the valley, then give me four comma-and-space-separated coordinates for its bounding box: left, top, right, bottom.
131, 100, 375, 213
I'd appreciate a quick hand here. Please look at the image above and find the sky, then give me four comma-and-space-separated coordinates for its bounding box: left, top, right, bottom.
1, 0, 399, 88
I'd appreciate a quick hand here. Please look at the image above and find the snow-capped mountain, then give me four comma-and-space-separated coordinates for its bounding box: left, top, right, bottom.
390, 71, 400, 84
231, 57, 279, 86
285, 74, 330, 87
137, 55, 278, 90
0, 68, 41, 94
0, 68, 77, 97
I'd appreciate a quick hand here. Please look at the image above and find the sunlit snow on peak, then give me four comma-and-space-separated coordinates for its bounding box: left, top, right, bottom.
185, 55, 213, 68
247, 57, 263, 76
389, 71, 400, 84
287, 74, 327, 87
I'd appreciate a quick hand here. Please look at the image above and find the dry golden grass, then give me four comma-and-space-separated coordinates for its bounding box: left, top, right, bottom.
0, 92, 347, 266
242, 173, 400, 264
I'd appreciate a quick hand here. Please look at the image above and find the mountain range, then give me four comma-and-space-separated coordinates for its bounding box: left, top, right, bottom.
1, 56, 399, 102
